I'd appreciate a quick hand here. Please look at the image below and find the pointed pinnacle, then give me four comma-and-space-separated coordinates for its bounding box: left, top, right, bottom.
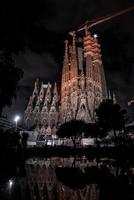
72, 31, 76, 52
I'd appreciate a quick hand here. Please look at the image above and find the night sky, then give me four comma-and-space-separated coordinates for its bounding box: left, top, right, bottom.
1, 0, 134, 121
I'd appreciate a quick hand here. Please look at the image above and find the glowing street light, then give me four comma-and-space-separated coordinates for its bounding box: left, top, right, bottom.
9, 179, 13, 188
14, 115, 20, 131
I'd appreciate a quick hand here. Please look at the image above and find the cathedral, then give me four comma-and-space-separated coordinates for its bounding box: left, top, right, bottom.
24, 29, 107, 135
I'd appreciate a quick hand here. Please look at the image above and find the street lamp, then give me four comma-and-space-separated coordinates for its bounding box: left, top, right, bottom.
14, 115, 20, 131
9, 179, 13, 188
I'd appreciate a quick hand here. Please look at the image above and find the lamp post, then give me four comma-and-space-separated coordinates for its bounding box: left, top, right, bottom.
14, 115, 20, 131
9, 179, 13, 188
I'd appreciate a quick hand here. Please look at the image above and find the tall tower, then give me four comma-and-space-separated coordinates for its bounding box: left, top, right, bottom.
69, 32, 79, 119
61, 40, 70, 122
84, 30, 103, 120
60, 28, 107, 123
83, 28, 107, 120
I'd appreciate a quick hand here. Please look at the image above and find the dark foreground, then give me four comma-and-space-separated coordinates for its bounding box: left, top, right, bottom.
0, 146, 134, 200
26, 145, 134, 160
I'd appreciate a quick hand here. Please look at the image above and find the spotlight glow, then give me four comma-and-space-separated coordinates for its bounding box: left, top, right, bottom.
9, 179, 13, 188
93, 34, 98, 38
14, 115, 20, 123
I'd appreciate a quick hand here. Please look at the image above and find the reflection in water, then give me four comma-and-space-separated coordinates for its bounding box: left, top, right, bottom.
19, 157, 134, 200
25, 157, 99, 200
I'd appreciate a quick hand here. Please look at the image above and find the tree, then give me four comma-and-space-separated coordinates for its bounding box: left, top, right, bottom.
0, 51, 23, 115
56, 120, 86, 147
95, 99, 128, 144
0, 128, 22, 181
21, 132, 29, 149
84, 122, 106, 147
84, 122, 106, 138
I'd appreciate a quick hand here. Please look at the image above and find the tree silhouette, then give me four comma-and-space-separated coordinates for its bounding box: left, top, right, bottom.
0, 51, 23, 115
84, 123, 106, 138
21, 132, 29, 149
56, 120, 86, 147
55, 167, 86, 189
95, 99, 128, 144
55, 165, 114, 189
84, 122, 106, 147
0, 128, 21, 181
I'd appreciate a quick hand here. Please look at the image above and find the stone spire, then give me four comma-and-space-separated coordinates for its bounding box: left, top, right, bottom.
44, 82, 51, 104
70, 32, 78, 79
53, 82, 58, 102
50, 83, 58, 111
72, 31, 76, 54
39, 82, 45, 102
32, 78, 39, 98
41, 83, 51, 113
62, 40, 69, 84
64, 40, 69, 65
33, 96, 40, 113
24, 96, 34, 128
25, 96, 33, 113
61, 40, 70, 123
41, 83, 52, 128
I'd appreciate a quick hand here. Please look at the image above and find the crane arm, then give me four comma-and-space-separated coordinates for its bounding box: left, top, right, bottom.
89, 6, 134, 28
77, 6, 134, 32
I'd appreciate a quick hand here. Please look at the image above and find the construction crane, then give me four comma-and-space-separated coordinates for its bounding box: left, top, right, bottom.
69, 6, 134, 106
69, 6, 134, 35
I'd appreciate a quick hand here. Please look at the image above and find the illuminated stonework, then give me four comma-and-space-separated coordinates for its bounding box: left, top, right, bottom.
24, 29, 107, 134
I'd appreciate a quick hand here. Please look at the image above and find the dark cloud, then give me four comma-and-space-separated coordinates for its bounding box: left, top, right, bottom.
15, 50, 59, 86
3, 50, 59, 119
1, 0, 134, 120
100, 25, 134, 109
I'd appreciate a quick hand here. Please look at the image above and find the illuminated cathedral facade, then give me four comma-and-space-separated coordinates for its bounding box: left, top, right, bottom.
24, 29, 107, 135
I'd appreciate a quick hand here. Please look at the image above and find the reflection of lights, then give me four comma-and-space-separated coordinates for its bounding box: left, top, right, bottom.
47, 140, 52, 146
9, 179, 13, 188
